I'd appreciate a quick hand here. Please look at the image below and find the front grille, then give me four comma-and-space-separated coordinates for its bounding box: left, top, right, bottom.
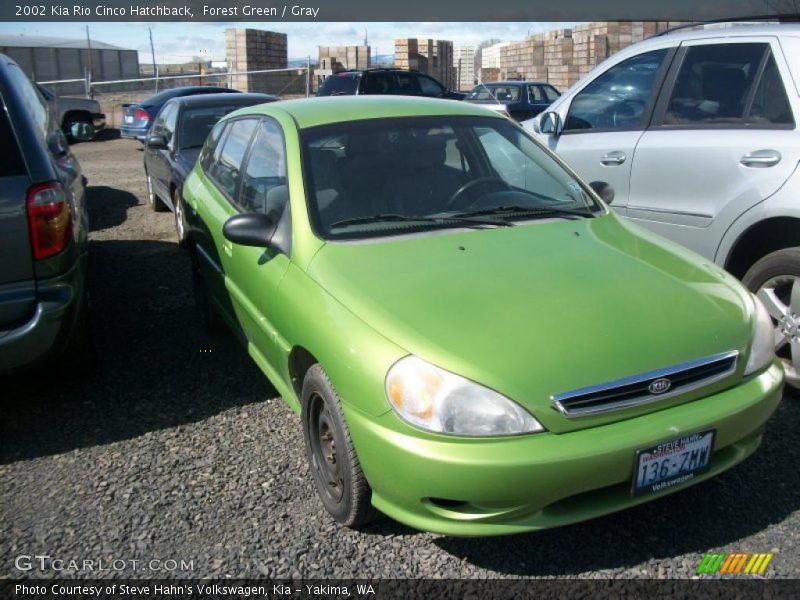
551, 351, 739, 418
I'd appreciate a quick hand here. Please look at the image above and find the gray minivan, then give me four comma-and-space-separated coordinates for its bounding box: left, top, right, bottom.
0, 54, 92, 374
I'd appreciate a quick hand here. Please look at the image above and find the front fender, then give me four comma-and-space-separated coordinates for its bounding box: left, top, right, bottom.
271, 263, 407, 417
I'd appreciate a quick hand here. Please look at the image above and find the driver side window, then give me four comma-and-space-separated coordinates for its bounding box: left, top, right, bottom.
565, 49, 668, 132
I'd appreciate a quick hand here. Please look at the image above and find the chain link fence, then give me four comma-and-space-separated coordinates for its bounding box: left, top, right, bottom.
38, 66, 311, 128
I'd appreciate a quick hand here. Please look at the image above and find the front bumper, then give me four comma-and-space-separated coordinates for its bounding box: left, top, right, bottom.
120, 126, 147, 141
345, 362, 783, 536
0, 258, 85, 374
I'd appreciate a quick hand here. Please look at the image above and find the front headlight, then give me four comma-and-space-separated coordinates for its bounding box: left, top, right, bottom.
385, 356, 544, 436
744, 293, 775, 376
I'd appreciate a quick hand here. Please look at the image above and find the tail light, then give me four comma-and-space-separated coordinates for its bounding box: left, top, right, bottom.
27, 182, 72, 260
134, 108, 150, 122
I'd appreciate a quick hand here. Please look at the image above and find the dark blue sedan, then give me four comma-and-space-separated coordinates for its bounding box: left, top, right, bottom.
465, 81, 560, 122
142, 93, 277, 244
121, 86, 241, 141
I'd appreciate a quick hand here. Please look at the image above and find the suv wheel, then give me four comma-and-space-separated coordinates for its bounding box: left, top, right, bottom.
743, 247, 800, 390
301, 364, 378, 527
65, 115, 94, 143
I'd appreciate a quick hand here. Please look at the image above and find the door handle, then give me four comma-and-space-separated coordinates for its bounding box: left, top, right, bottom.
741, 150, 781, 168
601, 151, 627, 166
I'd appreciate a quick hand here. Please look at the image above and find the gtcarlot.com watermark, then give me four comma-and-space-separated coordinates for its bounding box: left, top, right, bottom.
14, 554, 194, 573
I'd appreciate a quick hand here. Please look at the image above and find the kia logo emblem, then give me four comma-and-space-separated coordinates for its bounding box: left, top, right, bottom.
649, 378, 671, 394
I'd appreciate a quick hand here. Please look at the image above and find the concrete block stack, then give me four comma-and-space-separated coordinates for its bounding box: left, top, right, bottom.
499, 38, 545, 82
494, 21, 687, 91
225, 28, 288, 93
395, 38, 456, 89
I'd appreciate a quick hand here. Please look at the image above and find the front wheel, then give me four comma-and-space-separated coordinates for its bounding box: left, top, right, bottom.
301, 364, 377, 527
743, 247, 800, 390
173, 188, 188, 247
145, 173, 168, 212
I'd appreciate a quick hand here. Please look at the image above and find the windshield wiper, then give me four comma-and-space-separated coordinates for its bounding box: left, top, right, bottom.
454, 205, 595, 220
330, 213, 514, 229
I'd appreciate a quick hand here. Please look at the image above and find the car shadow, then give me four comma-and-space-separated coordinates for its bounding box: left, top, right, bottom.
92, 128, 121, 142
433, 397, 798, 575
86, 185, 138, 232
0, 238, 275, 464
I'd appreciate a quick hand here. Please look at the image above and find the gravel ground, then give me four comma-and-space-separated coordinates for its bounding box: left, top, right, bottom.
1, 134, 799, 580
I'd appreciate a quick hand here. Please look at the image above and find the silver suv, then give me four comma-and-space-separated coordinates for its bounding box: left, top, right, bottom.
525, 24, 800, 387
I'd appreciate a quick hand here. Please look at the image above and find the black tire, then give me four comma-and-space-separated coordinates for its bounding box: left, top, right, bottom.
145, 172, 168, 212
64, 115, 94, 143
190, 245, 222, 334
742, 247, 800, 393
301, 364, 378, 527
173, 188, 188, 248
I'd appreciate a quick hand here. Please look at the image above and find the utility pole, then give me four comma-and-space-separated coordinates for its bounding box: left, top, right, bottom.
85, 25, 93, 97
306, 56, 311, 97
148, 27, 158, 92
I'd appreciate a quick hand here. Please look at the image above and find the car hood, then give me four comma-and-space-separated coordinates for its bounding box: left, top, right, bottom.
306, 214, 754, 433
175, 148, 202, 179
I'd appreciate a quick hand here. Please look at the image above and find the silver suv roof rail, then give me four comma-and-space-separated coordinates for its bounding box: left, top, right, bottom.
655, 15, 800, 37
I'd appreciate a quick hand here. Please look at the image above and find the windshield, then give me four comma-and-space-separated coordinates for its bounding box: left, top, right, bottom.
302, 116, 601, 240
178, 105, 247, 149
467, 85, 521, 102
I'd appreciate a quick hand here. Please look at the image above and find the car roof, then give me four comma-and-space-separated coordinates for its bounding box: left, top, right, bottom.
169, 93, 277, 108
232, 95, 505, 129
625, 23, 800, 51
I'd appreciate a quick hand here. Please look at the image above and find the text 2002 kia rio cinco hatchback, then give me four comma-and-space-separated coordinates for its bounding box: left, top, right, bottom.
183, 96, 783, 536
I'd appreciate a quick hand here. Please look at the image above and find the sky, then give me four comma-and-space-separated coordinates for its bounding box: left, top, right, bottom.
0, 21, 579, 62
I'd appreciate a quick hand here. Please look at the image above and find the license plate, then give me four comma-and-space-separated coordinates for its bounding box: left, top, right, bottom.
632, 430, 715, 496
124, 115, 133, 124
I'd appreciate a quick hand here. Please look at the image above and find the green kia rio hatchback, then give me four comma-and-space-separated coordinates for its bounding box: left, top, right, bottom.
183, 96, 783, 536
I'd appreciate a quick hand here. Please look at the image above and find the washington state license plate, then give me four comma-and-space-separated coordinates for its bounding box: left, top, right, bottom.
633, 430, 715, 496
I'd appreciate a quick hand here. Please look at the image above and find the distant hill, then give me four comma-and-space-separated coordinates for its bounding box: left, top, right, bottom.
288, 55, 395, 69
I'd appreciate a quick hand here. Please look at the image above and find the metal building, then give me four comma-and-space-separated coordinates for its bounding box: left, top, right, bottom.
0, 34, 139, 84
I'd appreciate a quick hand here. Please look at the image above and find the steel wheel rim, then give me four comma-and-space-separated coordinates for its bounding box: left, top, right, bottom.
757, 274, 800, 387
146, 175, 154, 205
174, 196, 185, 239
308, 393, 344, 505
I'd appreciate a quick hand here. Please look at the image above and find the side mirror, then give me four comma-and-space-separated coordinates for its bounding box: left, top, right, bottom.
145, 134, 167, 149
540, 111, 563, 137
589, 180, 615, 204
222, 213, 277, 248
70, 122, 94, 142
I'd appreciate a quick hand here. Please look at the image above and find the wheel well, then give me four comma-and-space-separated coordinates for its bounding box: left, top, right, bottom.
725, 217, 800, 279
288, 346, 318, 398
62, 110, 92, 129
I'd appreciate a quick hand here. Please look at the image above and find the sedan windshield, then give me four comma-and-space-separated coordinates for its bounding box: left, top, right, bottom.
302, 116, 601, 240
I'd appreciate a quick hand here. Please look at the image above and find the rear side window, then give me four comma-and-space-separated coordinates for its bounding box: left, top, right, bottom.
0, 98, 26, 177
566, 49, 668, 131
5, 63, 47, 140
664, 43, 768, 125
362, 72, 392, 94
393, 72, 421, 95
747, 51, 794, 126
207, 118, 258, 199
239, 119, 288, 217
318, 73, 360, 96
